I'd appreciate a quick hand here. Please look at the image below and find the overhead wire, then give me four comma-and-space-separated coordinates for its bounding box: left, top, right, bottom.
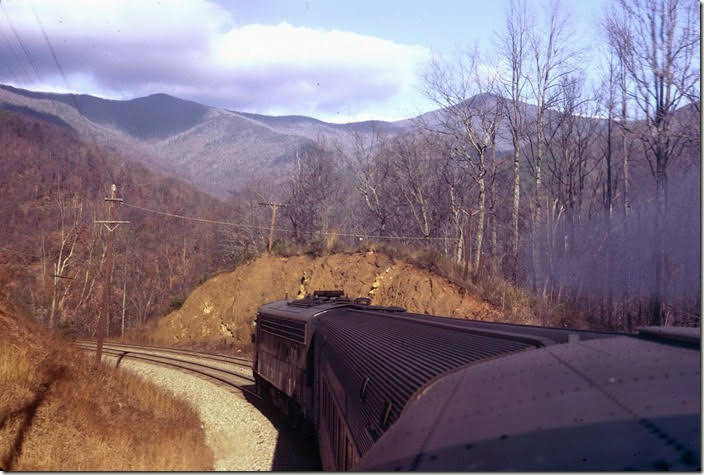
0, 52, 19, 84
0, 2, 41, 82
30, 6, 117, 184
122, 202, 460, 242
0, 25, 28, 83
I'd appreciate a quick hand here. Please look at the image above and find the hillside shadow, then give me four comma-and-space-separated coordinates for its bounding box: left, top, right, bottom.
242, 385, 322, 471
0, 365, 65, 470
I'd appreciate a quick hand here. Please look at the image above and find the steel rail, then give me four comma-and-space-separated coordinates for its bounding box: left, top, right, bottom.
75, 342, 255, 382
75, 345, 260, 399
75, 339, 253, 366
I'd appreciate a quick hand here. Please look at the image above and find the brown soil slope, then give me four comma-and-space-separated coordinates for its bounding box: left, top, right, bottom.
149, 251, 534, 347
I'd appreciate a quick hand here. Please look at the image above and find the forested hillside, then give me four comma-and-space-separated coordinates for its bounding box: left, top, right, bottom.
215, 0, 700, 331
0, 109, 232, 337
216, 104, 699, 331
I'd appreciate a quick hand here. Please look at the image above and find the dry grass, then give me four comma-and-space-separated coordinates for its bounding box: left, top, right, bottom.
0, 301, 213, 471
366, 242, 587, 328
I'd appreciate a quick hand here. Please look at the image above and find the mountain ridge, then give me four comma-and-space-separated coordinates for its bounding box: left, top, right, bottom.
0, 83, 632, 198
0, 84, 413, 196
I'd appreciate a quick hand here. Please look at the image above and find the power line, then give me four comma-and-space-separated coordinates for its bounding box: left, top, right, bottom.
0, 51, 19, 84
122, 202, 460, 242
123, 202, 273, 231
30, 7, 117, 184
0, 5, 116, 184
0, 24, 29, 83
0, 3, 42, 83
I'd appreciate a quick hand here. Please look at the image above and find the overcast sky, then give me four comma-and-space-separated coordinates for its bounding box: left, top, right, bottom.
0, 0, 607, 123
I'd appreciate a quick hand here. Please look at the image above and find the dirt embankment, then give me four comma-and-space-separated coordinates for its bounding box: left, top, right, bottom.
147, 251, 524, 348
0, 298, 213, 470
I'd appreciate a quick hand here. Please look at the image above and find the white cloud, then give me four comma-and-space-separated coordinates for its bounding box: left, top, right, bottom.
0, 0, 431, 121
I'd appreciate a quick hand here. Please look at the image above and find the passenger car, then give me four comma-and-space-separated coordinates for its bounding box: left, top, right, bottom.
253, 290, 701, 470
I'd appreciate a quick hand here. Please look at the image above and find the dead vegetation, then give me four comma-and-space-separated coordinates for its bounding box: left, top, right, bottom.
0, 298, 213, 471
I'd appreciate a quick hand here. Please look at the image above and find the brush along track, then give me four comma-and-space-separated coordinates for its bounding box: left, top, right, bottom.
75, 342, 259, 400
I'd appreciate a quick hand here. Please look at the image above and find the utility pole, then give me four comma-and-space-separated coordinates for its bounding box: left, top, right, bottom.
94, 184, 129, 365
258, 202, 287, 252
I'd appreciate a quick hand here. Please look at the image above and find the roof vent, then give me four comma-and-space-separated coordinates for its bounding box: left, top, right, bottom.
313, 290, 344, 298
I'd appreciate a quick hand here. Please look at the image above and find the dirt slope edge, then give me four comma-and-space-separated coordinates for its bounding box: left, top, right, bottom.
147, 251, 535, 348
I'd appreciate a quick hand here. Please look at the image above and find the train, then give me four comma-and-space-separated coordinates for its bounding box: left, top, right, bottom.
252, 290, 700, 471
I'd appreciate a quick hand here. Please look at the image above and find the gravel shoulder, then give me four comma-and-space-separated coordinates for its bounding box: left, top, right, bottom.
115, 358, 279, 471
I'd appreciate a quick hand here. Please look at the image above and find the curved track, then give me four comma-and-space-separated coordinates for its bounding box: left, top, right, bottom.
75, 341, 259, 399
75, 339, 252, 366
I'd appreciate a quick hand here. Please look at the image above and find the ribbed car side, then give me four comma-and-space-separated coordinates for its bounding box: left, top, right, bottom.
253, 293, 701, 471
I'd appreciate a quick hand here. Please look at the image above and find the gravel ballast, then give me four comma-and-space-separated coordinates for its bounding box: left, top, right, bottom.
116, 359, 279, 471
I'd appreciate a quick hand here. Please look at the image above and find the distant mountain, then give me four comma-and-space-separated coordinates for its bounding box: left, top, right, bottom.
0, 85, 209, 140
236, 111, 405, 139
0, 85, 413, 197
7, 85, 647, 199
0, 101, 73, 129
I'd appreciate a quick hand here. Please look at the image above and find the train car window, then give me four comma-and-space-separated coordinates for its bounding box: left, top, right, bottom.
346, 437, 356, 470
342, 437, 347, 470
336, 426, 344, 469
319, 378, 327, 432
338, 433, 345, 470
322, 380, 330, 428
327, 386, 333, 434
306, 342, 315, 385
332, 410, 339, 464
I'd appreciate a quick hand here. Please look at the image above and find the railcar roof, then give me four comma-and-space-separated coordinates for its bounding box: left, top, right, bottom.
258, 298, 351, 321
358, 334, 701, 471
314, 306, 544, 455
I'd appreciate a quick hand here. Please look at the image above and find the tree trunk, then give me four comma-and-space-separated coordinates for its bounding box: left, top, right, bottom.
512, 144, 521, 283
532, 112, 545, 293
490, 203, 498, 275
490, 141, 498, 274
651, 156, 667, 326
605, 103, 614, 328
121, 271, 127, 340
473, 171, 486, 274
456, 225, 464, 265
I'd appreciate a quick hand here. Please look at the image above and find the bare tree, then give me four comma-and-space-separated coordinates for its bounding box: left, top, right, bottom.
351, 131, 393, 235
285, 142, 341, 247
605, 0, 699, 324
387, 133, 437, 240
496, 0, 531, 282
525, 0, 580, 292
217, 182, 270, 265
422, 48, 503, 274
438, 139, 472, 264
47, 195, 84, 328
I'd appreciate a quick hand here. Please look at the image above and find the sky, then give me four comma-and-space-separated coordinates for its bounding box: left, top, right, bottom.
0, 0, 608, 123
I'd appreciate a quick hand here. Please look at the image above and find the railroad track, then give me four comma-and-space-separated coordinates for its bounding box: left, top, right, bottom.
75, 341, 260, 399
75, 339, 253, 367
